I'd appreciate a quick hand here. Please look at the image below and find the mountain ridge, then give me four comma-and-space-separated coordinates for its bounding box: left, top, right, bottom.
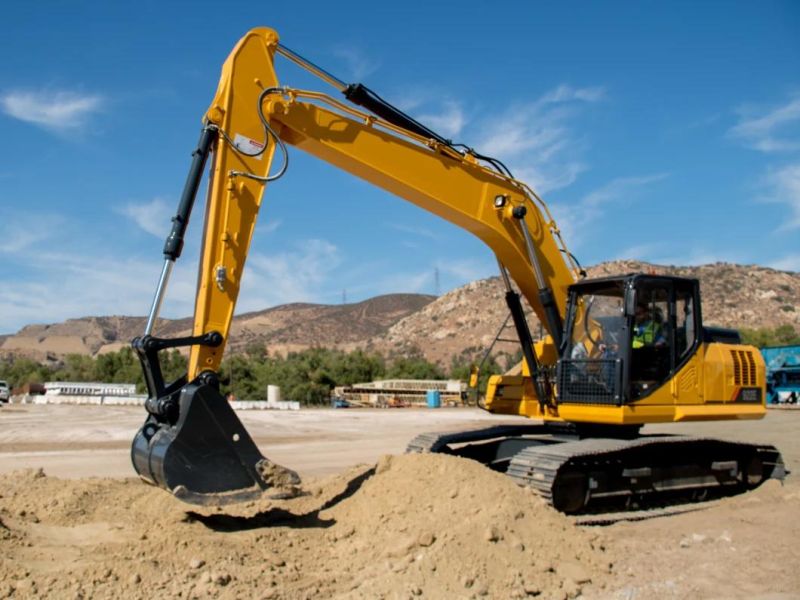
1, 261, 797, 366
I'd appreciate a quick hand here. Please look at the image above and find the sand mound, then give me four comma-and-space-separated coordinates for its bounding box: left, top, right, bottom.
0, 455, 611, 599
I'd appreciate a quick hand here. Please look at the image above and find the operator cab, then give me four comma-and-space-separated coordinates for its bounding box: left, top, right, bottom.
558, 274, 705, 405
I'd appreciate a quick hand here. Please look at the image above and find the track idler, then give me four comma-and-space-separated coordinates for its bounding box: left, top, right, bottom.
131, 378, 300, 505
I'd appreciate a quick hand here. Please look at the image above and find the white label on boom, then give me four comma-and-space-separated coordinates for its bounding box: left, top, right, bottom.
232, 133, 265, 160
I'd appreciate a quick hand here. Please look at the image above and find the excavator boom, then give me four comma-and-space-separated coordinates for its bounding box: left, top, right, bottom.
189, 28, 577, 379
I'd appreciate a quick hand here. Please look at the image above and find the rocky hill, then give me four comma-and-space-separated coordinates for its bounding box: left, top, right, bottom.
1, 262, 798, 367
366, 261, 800, 366
226, 294, 434, 355
0, 294, 434, 361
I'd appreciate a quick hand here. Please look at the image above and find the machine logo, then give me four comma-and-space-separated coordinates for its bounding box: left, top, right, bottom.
735, 388, 762, 403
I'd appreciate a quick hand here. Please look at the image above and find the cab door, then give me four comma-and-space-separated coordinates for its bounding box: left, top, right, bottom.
629, 279, 672, 399
629, 278, 702, 402
670, 280, 702, 404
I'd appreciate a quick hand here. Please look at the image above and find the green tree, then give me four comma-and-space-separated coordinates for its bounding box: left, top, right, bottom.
94, 347, 144, 386
386, 356, 444, 380
0, 357, 54, 390
161, 350, 188, 384
329, 349, 385, 385
52, 354, 95, 382
288, 381, 331, 405
774, 325, 800, 345
222, 353, 263, 400
449, 353, 503, 402
740, 325, 800, 348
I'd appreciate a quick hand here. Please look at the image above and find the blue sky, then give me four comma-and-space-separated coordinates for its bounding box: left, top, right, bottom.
1, 1, 798, 334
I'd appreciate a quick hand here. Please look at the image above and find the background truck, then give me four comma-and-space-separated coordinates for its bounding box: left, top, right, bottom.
761, 345, 800, 404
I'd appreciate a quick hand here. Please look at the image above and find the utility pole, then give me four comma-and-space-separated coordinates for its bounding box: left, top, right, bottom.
342, 289, 347, 304
434, 267, 440, 296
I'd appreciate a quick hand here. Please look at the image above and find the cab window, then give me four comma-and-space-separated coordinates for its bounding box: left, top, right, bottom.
630, 284, 671, 397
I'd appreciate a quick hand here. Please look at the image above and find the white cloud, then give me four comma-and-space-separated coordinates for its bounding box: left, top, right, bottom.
238, 239, 340, 310
415, 101, 466, 139
0, 231, 341, 333
329, 253, 495, 300
390, 83, 603, 193
762, 162, 800, 231
729, 94, 800, 153
612, 242, 668, 261
354, 257, 495, 298
0, 248, 190, 334
259, 219, 282, 234
331, 45, 379, 81
612, 241, 751, 267
769, 254, 800, 272
434, 257, 495, 283
392, 88, 468, 141
0, 89, 103, 132
0, 212, 64, 253
477, 85, 605, 193
373, 269, 432, 295
390, 223, 439, 240
539, 84, 606, 104
0, 206, 203, 332
647, 249, 747, 267
514, 163, 586, 197
117, 197, 173, 237
611, 241, 752, 267
582, 174, 668, 208
729, 94, 800, 233
480, 111, 564, 158
551, 173, 668, 247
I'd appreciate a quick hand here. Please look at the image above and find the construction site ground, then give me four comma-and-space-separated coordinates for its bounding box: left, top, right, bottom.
1, 404, 798, 599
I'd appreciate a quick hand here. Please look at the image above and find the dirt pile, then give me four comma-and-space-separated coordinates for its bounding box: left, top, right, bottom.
0, 454, 611, 599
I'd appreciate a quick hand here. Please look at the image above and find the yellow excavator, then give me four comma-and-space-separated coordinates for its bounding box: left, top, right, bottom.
131, 27, 784, 513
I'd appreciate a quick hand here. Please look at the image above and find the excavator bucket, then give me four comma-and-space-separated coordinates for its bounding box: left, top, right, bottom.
131, 381, 300, 505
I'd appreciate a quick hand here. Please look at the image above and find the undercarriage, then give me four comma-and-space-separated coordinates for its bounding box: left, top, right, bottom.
407, 424, 785, 514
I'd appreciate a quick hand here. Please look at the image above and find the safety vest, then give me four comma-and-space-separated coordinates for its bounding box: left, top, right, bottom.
633, 321, 663, 348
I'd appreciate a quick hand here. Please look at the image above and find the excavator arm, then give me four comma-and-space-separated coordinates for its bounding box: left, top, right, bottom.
131, 27, 578, 504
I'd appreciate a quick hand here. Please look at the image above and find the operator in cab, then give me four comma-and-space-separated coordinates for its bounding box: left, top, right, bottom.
632, 301, 666, 349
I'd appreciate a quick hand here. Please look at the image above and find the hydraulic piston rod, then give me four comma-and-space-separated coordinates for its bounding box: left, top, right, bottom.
143, 126, 217, 336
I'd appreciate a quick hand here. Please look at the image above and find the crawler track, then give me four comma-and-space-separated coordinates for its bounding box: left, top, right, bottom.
407, 428, 786, 514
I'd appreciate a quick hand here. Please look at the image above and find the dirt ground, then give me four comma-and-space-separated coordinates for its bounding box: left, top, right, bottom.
1, 405, 799, 599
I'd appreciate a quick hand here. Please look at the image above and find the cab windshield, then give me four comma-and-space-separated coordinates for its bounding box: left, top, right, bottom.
566, 286, 626, 362
559, 284, 627, 405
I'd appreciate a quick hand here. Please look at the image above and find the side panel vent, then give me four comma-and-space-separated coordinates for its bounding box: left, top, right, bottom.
730, 350, 757, 386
